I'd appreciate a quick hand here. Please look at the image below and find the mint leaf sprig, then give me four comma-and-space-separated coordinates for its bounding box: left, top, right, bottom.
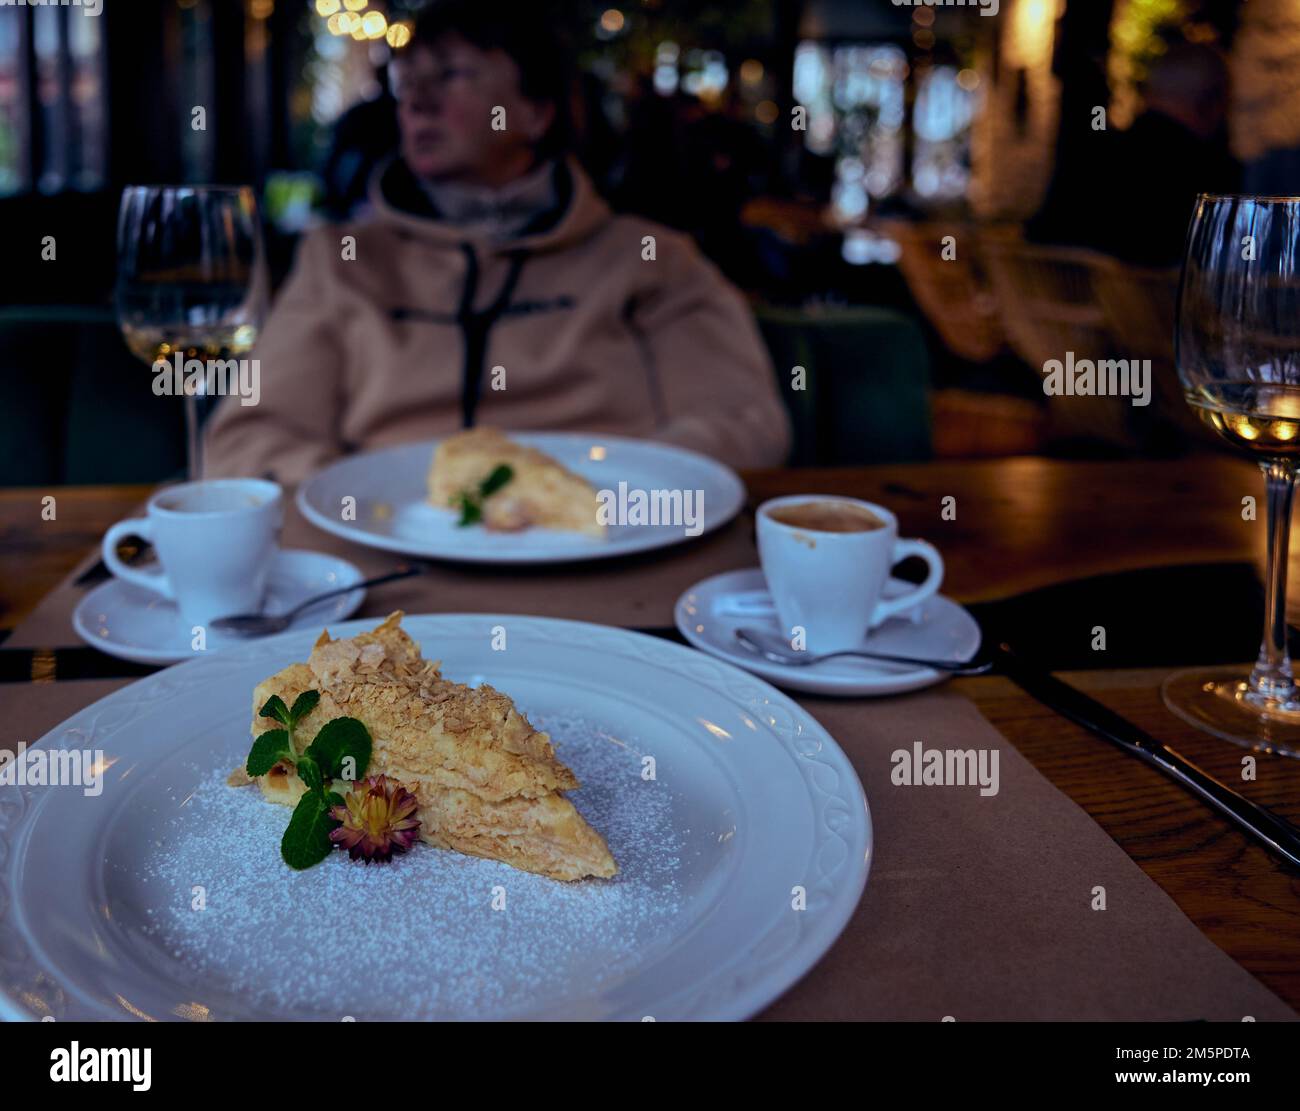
455, 463, 514, 527
245, 690, 317, 777
245, 690, 373, 870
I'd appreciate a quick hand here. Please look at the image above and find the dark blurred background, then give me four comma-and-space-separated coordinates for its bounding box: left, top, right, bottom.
1, 0, 1291, 485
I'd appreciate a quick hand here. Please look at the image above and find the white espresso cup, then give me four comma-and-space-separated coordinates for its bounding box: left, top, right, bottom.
756, 495, 944, 654
102, 478, 283, 628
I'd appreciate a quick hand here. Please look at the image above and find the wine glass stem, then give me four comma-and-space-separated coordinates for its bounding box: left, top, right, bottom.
184, 394, 203, 482
1250, 459, 1298, 704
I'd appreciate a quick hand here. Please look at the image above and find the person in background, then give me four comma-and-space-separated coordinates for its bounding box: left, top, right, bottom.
204, 0, 790, 484
1029, 42, 1240, 267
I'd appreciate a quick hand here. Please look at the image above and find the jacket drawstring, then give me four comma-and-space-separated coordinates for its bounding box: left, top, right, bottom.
455, 242, 528, 429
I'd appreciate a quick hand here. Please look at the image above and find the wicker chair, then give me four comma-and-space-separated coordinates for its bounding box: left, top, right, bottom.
978, 227, 1134, 448
882, 219, 1005, 364
1088, 255, 1210, 449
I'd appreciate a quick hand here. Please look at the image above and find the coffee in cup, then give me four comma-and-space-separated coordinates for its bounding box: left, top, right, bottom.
765, 500, 886, 534
756, 495, 944, 654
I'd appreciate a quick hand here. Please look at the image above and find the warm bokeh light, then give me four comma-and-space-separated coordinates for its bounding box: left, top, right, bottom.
1226, 414, 1260, 441
386, 21, 412, 49
315, 0, 340, 16
343, 0, 368, 10
755, 99, 779, 124
600, 9, 625, 34
249, 0, 274, 18
912, 6, 935, 26
362, 11, 386, 39
739, 58, 764, 85
956, 68, 981, 91
338, 10, 361, 34
1012, 0, 1057, 66
326, 11, 346, 34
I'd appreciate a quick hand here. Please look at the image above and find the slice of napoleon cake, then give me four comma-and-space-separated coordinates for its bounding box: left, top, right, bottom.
239, 612, 616, 882
427, 426, 606, 537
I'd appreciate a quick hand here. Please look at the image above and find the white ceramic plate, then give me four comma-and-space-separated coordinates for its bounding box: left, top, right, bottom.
71, 550, 366, 665
296, 433, 745, 564
676, 568, 982, 697
0, 614, 870, 1021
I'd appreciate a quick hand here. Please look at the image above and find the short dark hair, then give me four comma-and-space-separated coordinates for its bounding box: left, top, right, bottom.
410, 0, 573, 156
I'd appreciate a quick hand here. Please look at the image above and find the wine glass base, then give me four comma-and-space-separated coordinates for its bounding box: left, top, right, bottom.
1162, 666, 1300, 757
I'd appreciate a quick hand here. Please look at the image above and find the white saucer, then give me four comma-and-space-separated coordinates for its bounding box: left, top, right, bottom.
674, 568, 982, 697
72, 550, 367, 665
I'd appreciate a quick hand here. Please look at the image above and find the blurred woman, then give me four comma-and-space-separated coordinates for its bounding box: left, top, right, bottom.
205, 0, 789, 483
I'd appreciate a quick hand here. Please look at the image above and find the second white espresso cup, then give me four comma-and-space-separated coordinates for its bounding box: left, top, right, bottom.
756, 495, 944, 654
101, 478, 283, 628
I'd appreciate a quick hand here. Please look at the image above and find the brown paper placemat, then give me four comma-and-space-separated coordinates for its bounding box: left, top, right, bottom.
3, 494, 758, 648
3, 676, 1293, 1021
764, 692, 1294, 1021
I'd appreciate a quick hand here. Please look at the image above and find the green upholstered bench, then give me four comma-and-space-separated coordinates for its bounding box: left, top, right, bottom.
0, 303, 934, 485
0, 307, 185, 487
756, 305, 932, 466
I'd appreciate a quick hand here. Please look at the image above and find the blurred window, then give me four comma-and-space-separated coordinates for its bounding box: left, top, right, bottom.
912, 65, 975, 200
68, 1, 106, 190
795, 40, 978, 209
0, 8, 26, 194
796, 42, 908, 211
179, 0, 216, 184
0, 4, 106, 196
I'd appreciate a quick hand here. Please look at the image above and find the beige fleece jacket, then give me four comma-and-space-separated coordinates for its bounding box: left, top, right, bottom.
204, 158, 790, 484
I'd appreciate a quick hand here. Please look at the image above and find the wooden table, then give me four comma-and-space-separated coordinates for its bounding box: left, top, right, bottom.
3, 454, 1299, 1010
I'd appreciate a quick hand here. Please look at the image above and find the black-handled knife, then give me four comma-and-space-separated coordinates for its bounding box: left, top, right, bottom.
994, 642, 1300, 870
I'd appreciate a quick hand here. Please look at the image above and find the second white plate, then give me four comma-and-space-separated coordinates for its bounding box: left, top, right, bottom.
297, 433, 745, 564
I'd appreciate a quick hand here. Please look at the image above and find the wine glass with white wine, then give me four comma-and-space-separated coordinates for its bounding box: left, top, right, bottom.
115, 185, 267, 481
1165, 194, 1300, 754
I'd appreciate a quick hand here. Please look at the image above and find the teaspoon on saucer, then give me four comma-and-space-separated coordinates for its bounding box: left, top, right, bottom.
211, 564, 425, 637
734, 626, 992, 675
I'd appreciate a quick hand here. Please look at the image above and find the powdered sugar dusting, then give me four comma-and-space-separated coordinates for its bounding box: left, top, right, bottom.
135, 712, 680, 1020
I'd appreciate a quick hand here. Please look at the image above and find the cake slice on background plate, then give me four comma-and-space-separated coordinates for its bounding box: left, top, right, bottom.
427, 427, 606, 537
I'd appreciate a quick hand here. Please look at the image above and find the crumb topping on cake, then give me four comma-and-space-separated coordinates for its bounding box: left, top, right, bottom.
242, 612, 616, 880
